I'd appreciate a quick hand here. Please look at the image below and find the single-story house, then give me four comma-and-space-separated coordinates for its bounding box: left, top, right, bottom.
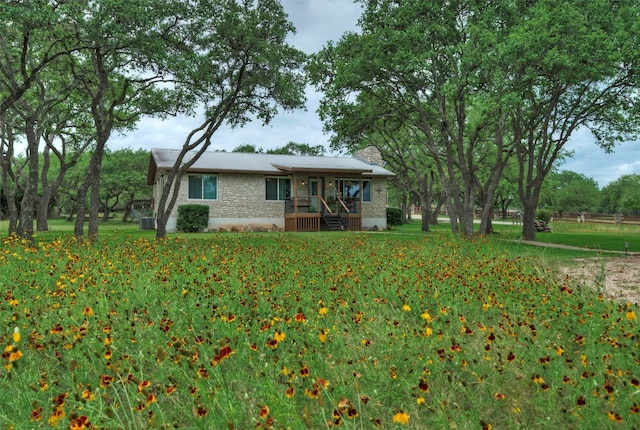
146, 146, 395, 232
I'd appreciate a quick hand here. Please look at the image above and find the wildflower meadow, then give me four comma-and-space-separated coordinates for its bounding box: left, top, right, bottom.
1, 232, 638, 429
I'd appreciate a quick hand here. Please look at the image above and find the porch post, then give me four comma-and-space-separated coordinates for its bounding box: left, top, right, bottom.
293, 173, 299, 213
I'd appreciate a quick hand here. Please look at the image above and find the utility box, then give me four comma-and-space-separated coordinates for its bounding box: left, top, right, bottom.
139, 217, 155, 230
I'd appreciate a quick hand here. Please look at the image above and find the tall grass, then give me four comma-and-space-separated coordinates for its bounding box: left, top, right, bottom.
1, 231, 638, 429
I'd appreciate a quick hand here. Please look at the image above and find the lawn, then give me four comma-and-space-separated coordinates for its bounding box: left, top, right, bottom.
528, 221, 640, 254
0, 221, 638, 429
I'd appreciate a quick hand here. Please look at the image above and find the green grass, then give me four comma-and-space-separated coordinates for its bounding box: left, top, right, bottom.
1, 219, 154, 241
528, 221, 640, 253
4, 217, 638, 255
0, 225, 638, 429
387, 218, 639, 258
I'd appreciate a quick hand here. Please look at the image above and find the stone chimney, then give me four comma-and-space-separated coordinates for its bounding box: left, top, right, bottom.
354, 145, 384, 166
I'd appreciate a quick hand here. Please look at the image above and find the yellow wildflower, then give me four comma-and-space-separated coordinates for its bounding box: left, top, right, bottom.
392, 411, 410, 424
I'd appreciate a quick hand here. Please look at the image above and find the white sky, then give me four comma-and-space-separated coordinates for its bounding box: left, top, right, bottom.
109, 0, 639, 188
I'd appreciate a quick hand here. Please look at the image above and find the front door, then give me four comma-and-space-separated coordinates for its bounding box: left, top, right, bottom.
309, 178, 319, 213
325, 177, 337, 212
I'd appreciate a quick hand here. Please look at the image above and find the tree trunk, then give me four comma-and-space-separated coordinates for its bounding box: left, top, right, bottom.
122, 198, 148, 223
101, 208, 111, 222
6, 197, 19, 234
155, 169, 182, 240
429, 193, 445, 224
430, 208, 439, 224
87, 146, 106, 240
17, 124, 40, 241
36, 195, 50, 231
37, 142, 78, 231
74, 187, 88, 239
66, 202, 76, 222
0, 135, 18, 235
156, 217, 167, 239
478, 195, 496, 235
521, 202, 537, 241
403, 197, 411, 224
519, 171, 544, 241
421, 207, 430, 232
0, 169, 19, 235
478, 181, 502, 236
451, 172, 475, 239
440, 175, 459, 235
36, 146, 52, 231
75, 140, 107, 241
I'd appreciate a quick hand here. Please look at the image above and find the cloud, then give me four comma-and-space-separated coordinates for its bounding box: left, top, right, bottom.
562, 128, 640, 187
283, 0, 362, 53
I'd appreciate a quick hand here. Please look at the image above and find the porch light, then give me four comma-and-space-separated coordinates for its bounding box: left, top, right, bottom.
301, 180, 306, 186
328, 181, 333, 187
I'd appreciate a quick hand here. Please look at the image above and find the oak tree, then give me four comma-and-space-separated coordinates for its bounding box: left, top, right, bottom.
153, 0, 307, 239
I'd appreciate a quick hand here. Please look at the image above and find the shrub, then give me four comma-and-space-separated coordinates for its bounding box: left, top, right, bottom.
177, 204, 209, 232
536, 208, 552, 223
387, 207, 403, 226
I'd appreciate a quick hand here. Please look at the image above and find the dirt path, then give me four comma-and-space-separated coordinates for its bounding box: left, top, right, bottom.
557, 255, 640, 304
515, 240, 640, 304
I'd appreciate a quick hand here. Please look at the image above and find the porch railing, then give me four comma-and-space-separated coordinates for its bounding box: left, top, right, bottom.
286, 197, 360, 215
285, 198, 313, 214
284, 196, 361, 231
337, 197, 360, 214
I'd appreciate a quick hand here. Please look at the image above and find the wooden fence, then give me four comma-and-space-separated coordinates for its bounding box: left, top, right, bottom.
552, 212, 640, 225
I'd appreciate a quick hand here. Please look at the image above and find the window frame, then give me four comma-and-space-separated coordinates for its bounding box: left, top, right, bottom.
188, 174, 218, 200
338, 178, 372, 202
265, 177, 291, 201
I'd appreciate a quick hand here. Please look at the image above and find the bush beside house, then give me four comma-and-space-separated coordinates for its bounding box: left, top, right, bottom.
177, 204, 209, 232
387, 207, 403, 227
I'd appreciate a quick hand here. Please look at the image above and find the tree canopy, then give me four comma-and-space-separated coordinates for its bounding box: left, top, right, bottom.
0, 0, 307, 240
309, 0, 640, 239
152, 0, 307, 239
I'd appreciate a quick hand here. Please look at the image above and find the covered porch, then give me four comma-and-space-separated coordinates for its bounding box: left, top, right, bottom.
283, 173, 368, 232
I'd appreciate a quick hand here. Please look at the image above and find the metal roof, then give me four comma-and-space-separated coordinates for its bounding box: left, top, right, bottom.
148, 148, 395, 184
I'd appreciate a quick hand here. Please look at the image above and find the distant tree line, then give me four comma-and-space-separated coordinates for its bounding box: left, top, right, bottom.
543, 172, 640, 216
0, 148, 151, 224
232, 141, 326, 156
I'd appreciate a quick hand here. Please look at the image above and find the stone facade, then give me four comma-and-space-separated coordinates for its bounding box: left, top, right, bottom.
153, 171, 389, 232
361, 179, 388, 229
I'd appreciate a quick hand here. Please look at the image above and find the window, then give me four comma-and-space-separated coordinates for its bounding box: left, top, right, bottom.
188, 175, 217, 200
362, 179, 371, 202
339, 179, 371, 202
265, 177, 290, 201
